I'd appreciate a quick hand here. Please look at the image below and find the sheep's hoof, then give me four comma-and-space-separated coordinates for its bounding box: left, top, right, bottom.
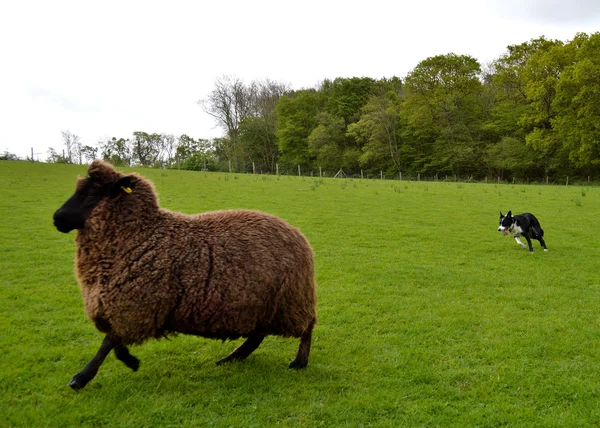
288, 359, 308, 370
123, 355, 140, 372
68, 373, 87, 390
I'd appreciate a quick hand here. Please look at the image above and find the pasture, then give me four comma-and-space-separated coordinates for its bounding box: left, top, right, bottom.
2, 160, 600, 427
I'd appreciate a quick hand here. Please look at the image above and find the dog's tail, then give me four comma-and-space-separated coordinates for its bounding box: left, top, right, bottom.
532, 219, 544, 237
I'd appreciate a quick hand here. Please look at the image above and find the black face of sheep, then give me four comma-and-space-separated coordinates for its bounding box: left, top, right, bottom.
54, 175, 135, 233
53, 160, 317, 390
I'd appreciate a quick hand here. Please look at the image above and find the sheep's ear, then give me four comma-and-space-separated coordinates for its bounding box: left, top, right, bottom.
109, 175, 136, 198
89, 160, 117, 182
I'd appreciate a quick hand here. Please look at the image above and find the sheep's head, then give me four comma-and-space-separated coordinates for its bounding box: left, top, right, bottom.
53, 160, 137, 233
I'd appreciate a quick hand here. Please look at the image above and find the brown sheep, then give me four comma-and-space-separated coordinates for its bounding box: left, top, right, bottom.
53, 160, 317, 390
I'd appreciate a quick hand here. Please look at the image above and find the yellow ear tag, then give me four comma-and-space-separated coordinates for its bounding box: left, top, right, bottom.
120, 186, 133, 194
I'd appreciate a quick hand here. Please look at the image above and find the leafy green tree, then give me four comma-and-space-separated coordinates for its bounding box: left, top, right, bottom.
553, 32, 600, 171
173, 134, 213, 170
307, 113, 346, 170
403, 53, 485, 175
80, 145, 98, 163
520, 39, 573, 173
347, 90, 403, 173
131, 132, 162, 167
276, 89, 326, 167
238, 80, 288, 173
322, 77, 377, 124
239, 116, 279, 173
484, 136, 542, 178
100, 137, 131, 166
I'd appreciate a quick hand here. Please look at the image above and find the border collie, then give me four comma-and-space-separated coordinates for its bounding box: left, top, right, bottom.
498, 211, 548, 252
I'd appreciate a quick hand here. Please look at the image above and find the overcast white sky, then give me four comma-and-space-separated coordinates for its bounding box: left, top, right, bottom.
1, 0, 599, 159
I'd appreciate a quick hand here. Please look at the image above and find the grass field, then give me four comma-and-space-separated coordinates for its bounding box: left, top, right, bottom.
2, 160, 600, 427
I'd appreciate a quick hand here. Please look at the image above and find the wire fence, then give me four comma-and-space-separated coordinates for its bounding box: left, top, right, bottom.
201, 161, 599, 186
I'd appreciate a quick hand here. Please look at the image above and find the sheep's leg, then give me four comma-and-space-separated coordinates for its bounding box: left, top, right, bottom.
69, 335, 117, 390
289, 320, 315, 369
114, 343, 140, 372
216, 333, 265, 365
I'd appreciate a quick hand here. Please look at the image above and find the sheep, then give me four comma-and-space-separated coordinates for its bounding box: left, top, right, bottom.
53, 160, 317, 390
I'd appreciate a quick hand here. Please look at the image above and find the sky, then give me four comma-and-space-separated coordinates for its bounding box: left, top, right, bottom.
1, 0, 600, 160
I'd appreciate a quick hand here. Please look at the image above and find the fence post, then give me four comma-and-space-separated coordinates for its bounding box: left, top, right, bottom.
319, 166, 322, 178
498, 177, 500, 184
228, 160, 231, 173
566, 176, 569, 186
380, 170, 383, 180
546, 176, 549, 185
276, 163, 279, 175
298, 165, 301, 177
418, 173, 420, 182
399, 171, 402, 180
252, 162, 256, 174
361, 169, 363, 179
485, 176, 487, 184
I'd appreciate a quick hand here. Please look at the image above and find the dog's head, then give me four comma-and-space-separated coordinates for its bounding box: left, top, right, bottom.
498, 211, 515, 236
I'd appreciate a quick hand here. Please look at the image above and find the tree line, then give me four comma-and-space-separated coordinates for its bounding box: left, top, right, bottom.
32, 32, 600, 180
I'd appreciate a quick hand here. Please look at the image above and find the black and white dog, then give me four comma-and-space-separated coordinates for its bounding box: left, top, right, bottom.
498, 211, 548, 252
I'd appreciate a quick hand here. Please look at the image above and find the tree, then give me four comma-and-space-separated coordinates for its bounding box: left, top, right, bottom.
239, 117, 279, 172
275, 89, 326, 167
489, 37, 568, 175
347, 90, 403, 173
403, 53, 485, 174
80, 145, 98, 163
322, 77, 377, 124
0, 150, 19, 161
161, 134, 177, 167
553, 32, 600, 171
131, 132, 162, 167
520, 39, 570, 168
238, 79, 290, 172
100, 137, 132, 166
199, 75, 256, 170
307, 113, 346, 170
484, 136, 541, 178
174, 134, 213, 170
47, 147, 70, 163
61, 130, 82, 163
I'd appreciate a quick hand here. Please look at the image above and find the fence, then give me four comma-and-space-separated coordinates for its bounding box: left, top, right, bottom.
204, 162, 597, 186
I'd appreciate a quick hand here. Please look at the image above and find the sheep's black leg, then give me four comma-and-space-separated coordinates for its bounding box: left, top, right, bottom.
69, 335, 117, 390
216, 333, 265, 365
114, 343, 140, 372
289, 319, 315, 369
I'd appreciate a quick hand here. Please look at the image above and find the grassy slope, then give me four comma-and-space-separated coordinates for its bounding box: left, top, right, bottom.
1, 161, 600, 427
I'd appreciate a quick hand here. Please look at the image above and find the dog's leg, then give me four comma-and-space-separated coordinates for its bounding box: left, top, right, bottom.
534, 235, 548, 251
524, 235, 534, 253
514, 237, 528, 249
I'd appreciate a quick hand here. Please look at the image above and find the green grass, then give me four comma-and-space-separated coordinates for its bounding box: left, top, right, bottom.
2, 161, 600, 426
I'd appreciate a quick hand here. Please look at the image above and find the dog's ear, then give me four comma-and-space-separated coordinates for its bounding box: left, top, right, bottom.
507, 210, 512, 217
